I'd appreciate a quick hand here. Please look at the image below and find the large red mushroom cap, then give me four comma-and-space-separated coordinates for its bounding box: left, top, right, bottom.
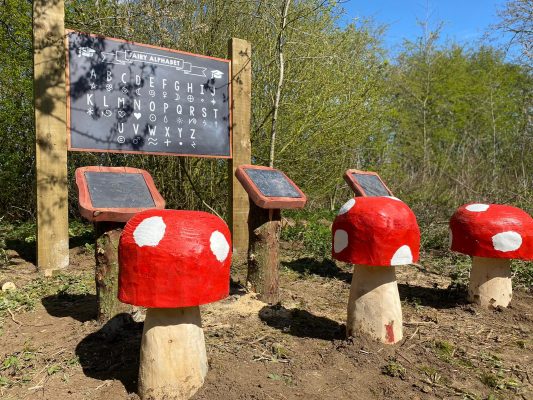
332, 197, 420, 266
450, 203, 533, 261
118, 209, 232, 308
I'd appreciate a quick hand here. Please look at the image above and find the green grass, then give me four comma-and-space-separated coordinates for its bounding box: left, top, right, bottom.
0, 272, 94, 335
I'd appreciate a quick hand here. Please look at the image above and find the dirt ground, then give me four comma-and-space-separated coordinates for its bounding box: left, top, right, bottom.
0, 244, 531, 400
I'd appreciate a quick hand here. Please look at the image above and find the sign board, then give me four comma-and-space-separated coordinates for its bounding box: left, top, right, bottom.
343, 169, 393, 197
235, 165, 306, 209
75, 166, 165, 222
66, 31, 231, 158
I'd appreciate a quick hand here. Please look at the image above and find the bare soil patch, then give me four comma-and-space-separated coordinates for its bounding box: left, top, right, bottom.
0, 245, 531, 400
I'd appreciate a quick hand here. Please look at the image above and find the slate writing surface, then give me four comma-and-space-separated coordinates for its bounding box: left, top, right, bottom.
85, 172, 156, 208
244, 169, 301, 198
67, 31, 231, 157
352, 173, 390, 197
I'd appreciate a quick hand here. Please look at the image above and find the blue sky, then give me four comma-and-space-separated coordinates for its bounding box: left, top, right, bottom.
341, 0, 512, 55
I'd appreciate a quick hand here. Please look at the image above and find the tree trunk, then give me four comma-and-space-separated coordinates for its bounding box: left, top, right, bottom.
247, 202, 281, 304
95, 222, 132, 323
468, 256, 512, 308
138, 307, 208, 400
346, 265, 403, 344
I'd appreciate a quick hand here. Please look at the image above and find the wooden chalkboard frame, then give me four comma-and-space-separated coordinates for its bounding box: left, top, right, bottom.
343, 169, 394, 197
75, 166, 165, 222
235, 165, 306, 209
65, 29, 232, 159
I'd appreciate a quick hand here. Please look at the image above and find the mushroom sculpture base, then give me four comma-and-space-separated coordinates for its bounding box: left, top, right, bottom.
347, 265, 403, 344
139, 307, 208, 400
468, 257, 512, 308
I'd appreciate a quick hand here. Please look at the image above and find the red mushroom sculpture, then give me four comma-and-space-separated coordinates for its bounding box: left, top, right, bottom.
450, 203, 533, 308
118, 209, 232, 400
332, 197, 420, 344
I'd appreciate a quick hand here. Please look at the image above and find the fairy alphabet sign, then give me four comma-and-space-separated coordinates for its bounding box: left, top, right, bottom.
66, 31, 231, 158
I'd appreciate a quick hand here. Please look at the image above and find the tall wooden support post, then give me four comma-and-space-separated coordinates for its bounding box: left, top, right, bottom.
228, 38, 252, 259
94, 222, 132, 323
247, 203, 281, 304
33, 0, 69, 276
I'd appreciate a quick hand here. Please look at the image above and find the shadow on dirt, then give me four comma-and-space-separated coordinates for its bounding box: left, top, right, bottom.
5, 230, 93, 265
42, 293, 97, 322
76, 313, 142, 394
259, 304, 344, 340
282, 257, 352, 283
398, 283, 468, 309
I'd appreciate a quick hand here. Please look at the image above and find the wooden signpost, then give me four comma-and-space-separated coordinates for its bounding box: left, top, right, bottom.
236, 165, 306, 304
34, 0, 252, 278
75, 166, 165, 322
33, 0, 70, 276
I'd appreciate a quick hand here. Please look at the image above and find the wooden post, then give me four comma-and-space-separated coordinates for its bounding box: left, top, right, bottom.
246, 203, 281, 304
94, 222, 133, 322
228, 38, 252, 259
33, 0, 69, 276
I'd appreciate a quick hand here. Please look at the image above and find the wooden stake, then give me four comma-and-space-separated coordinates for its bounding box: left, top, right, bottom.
247, 203, 281, 304
228, 38, 252, 259
469, 256, 512, 308
94, 222, 132, 323
347, 265, 403, 344
138, 307, 208, 400
33, 0, 69, 276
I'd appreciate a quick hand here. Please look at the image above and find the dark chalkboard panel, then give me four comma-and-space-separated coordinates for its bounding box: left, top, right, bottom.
244, 169, 302, 198
85, 172, 155, 208
67, 31, 231, 157
352, 173, 390, 197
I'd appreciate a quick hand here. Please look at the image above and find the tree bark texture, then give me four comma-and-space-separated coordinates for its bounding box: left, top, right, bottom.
95, 222, 132, 322
247, 203, 281, 304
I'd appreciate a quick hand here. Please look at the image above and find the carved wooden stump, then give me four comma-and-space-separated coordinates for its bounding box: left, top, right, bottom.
246, 202, 281, 304
94, 221, 132, 323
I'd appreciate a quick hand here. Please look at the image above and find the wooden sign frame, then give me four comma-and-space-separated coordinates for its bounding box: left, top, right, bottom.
343, 169, 394, 197
65, 30, 232, 159
75, 166, 165, 222
235, 165, 306, 209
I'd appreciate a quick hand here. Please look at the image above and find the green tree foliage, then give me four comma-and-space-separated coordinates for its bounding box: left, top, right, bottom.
0, 0, 531, 251
385, 30, 532, 224
0, 0, 34, 219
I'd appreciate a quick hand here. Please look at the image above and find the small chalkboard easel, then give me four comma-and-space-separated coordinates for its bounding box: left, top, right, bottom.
236, 165, 306, 303
75, 166, 165, 322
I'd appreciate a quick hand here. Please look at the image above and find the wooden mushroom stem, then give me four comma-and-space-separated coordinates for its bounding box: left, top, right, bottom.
468, 256, 512, 308
347, 265, 403, 344
139, 307, 208, 400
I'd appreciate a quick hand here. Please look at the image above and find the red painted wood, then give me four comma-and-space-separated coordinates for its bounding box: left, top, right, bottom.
332, 197, 420, 266
450, 203, 533, 261
235, 164, 307, 209
75, 166, 165, 223
118, 209, 232, 308
343, 169, 393, 197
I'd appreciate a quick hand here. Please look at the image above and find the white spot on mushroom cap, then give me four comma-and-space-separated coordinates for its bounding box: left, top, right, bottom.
133, 216, 166, 247
210, 231, 230, 262
338, 198, 356, 215
333, 230, 349, 253
466, 203, 490, 212
391, 245, 413, 265
492, 231, 522, 252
